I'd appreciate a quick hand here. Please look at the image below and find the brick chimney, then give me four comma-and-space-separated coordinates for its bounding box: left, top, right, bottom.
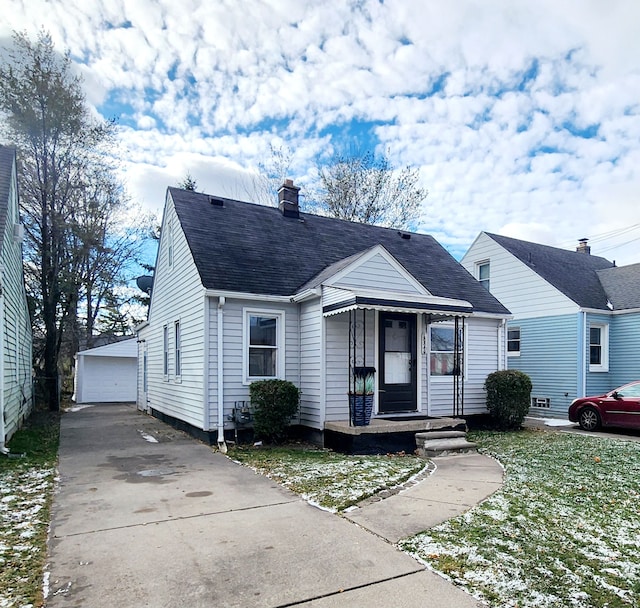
576, 238, 591, 254
278, 179, 300, 218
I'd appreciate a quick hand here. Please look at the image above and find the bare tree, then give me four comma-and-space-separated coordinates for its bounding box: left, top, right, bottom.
312, 150, 427, 229
0, 30, 149, 408
247, 144, 293, 206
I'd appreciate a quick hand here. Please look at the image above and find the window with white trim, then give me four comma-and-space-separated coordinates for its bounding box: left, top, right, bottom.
430, 325, 463, 377
477, 261, 490, 291
174, 320, 181, 378
507, 327, 520, 356
244, 309, 284, 382
589, 323, 609, 372
163, 325, 169, 377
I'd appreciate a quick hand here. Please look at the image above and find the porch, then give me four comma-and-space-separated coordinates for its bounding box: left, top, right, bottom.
323, 415, 476, 456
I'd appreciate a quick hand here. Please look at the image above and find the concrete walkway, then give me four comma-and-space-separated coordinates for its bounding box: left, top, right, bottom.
47, 404, 502, 607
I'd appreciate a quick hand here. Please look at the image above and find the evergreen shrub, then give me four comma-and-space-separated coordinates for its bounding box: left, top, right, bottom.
484, 370, 532, 430
249, 379, 300, 443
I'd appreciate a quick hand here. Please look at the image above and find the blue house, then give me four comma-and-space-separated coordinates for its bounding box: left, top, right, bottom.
462, 232, 640, 419
0, 147, 33, 450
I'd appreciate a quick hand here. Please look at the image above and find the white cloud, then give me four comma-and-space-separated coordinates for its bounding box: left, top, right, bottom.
1, 0, 639, 265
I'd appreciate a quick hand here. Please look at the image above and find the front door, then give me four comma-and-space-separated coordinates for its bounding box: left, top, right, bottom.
378, 312, 417, 413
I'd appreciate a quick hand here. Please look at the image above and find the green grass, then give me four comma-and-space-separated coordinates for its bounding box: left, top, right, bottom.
228, 444, 426, 511
0, 411, 60, 608
399, 430, 640, 608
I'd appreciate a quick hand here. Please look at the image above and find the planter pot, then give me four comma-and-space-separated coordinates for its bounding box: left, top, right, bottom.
349, 394, 373, 427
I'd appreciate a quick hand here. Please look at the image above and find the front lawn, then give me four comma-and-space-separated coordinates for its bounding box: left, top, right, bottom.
228, 445, 427, 511
0, 412, 59, 608
400, 430, 640, 608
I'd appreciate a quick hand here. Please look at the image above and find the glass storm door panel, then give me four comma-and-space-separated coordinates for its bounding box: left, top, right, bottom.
378, 313, 417, 413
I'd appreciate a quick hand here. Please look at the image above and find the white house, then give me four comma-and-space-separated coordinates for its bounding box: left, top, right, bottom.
0, 146, 33, 450
73, 338, 138, 404
137, 182, 511, 450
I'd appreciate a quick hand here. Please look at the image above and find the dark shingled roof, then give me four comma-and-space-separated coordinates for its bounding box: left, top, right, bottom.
0, 146, 16, 251
597, 263, 640, 310
485, 232, 615, 310
170, 187, 509, 315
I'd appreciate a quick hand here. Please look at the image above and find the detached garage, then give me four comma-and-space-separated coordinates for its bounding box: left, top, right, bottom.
73, 339, 138, 403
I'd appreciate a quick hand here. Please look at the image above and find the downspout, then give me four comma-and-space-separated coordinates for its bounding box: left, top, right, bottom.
0, 272, 7, 455
217, 296, 227, 453
499, 318, 507, 371
580, 311, 587, 397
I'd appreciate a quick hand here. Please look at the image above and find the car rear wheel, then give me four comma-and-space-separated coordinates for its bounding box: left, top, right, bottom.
578, 407, 601, 431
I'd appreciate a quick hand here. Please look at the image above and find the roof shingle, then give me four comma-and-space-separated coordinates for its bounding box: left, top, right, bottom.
170, 188, 509, 315
485, 232, 615, 310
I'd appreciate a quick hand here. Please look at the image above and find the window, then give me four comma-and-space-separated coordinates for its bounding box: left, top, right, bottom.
589, 323, 609, 372
507, 327, 520, 356
174, 320, 181, 378
167, 219, 173, 268
163, 325, 169, 377
531, 397, 550, 409
430, 325, 463, 376
244, 310, 284, 382
477, 262, 490, 291
143, 348, 148, 393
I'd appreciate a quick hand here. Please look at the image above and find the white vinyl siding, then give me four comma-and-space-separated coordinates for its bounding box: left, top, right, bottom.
206, 298, 300, 430
461, 233, 579, 319
299, 299, 322, 428
332, 252, 423, 294
1, 153, 33, 443
140, 193, 206, 428
429, 317, 501, 416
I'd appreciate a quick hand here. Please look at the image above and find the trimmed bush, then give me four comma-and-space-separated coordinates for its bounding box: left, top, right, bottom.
250, 379, 300, 443
484, 370, 532, 430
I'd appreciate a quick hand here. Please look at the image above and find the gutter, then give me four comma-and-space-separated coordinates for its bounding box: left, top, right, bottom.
217, 296, 227, 453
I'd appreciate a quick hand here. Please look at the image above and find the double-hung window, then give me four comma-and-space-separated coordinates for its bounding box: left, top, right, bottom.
589, 323, 609, 372
174, 320, 181, 379
244, 309, 284, 382
430, 325, 463, 376
477, 262, 490, 291
163, 325, 169, 378
507, 328, 521, 356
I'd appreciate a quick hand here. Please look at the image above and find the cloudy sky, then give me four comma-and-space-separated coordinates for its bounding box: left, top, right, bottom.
2, 0, 640, 265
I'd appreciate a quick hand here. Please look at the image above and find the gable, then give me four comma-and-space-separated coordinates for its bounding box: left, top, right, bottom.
319, 246, 428, 295
462, 232, 578, 318
485, 232, 613, 310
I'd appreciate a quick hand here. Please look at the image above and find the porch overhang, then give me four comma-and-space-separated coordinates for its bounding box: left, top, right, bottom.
322, 294, 473, 318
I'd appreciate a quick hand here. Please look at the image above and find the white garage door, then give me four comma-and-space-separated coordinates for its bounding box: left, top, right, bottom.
78, 356, 137, 403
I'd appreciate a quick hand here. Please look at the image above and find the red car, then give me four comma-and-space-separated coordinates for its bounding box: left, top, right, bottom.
568, 381, 640, 431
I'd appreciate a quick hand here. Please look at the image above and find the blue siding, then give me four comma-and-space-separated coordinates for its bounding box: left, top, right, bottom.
609, 312, 640, 387
507, 315, 578, 418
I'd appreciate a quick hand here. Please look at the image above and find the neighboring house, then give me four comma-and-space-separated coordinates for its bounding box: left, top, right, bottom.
73, 338, 138, 404
461, 232, 640, 419
0, 146, 33, 450
137, 182, 510, 446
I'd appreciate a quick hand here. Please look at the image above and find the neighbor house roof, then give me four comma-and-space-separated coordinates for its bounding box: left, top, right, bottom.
0, 146, 16, 251
485, 232, 615, 310
596, 263, 640, 310
169, 188, 509, 315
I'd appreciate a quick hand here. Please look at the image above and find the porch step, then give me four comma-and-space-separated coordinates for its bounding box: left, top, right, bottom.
415, 431, 477, 457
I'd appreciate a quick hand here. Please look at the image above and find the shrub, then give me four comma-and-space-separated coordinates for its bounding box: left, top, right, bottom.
484, 370, 532, 430
250, 379, 300, 443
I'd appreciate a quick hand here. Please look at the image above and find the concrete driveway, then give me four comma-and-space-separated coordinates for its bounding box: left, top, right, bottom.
47, 404, 484, 607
